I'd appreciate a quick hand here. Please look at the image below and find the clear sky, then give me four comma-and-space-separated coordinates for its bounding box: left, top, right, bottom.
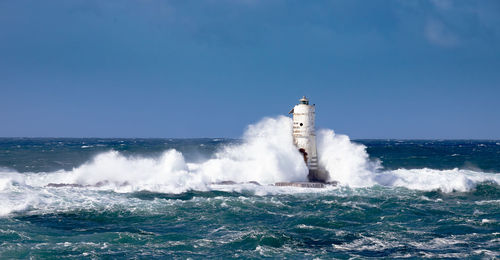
1, 0, 499, 139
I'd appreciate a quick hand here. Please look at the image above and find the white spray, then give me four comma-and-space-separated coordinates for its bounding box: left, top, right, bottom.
1, 116, 500, 216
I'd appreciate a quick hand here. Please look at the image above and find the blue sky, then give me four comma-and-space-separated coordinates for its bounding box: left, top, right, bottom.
1, 0, 499, 139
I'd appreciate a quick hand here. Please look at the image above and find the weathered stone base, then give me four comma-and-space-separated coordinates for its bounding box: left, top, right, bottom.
274, 181, 338, 188
274, 182, 326, 188
212, 179, 339, 189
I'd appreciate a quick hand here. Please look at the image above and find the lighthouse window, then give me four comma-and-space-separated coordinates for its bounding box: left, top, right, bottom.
300, 123, 303, 126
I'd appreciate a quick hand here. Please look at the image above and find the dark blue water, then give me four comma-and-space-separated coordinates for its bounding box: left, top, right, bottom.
0, 138, 499, 258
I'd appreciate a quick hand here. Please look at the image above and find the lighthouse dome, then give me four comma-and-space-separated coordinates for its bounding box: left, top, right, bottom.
299, 96, 309, 105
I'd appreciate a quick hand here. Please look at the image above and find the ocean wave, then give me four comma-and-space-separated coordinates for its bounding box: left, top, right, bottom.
0, 116, 499, 217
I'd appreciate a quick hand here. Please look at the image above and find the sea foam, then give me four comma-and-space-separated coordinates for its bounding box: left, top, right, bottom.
1, 116, 499, 216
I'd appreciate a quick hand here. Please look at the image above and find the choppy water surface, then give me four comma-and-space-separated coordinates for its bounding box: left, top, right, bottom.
2, 186, 499, 258
1, 118, 499, 258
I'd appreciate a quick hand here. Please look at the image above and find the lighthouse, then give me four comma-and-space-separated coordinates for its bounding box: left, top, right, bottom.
289, 96, 329, 182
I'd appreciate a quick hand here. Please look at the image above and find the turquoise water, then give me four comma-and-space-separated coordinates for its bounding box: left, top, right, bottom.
0, 138, 499, 258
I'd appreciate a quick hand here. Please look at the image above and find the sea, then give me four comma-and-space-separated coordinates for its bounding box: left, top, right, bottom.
1, 116, 499, 258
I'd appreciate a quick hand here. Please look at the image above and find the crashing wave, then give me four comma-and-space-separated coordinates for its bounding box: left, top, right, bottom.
1, 116, 499, 216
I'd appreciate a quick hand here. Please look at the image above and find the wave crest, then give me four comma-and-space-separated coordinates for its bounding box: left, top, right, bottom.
1, 116, 499, 216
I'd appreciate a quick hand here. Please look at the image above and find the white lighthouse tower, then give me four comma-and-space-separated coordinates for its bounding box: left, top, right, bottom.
289, 96, 329, 182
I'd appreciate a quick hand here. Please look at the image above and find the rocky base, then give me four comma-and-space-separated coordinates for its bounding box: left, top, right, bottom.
274, 181, 338, 188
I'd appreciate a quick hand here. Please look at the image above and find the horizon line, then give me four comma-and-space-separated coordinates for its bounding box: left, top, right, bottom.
1, 137, 499, 141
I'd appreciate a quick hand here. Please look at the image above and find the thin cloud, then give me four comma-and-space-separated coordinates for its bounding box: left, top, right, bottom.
425, 18, 459, 47
429, 0, 453, 10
